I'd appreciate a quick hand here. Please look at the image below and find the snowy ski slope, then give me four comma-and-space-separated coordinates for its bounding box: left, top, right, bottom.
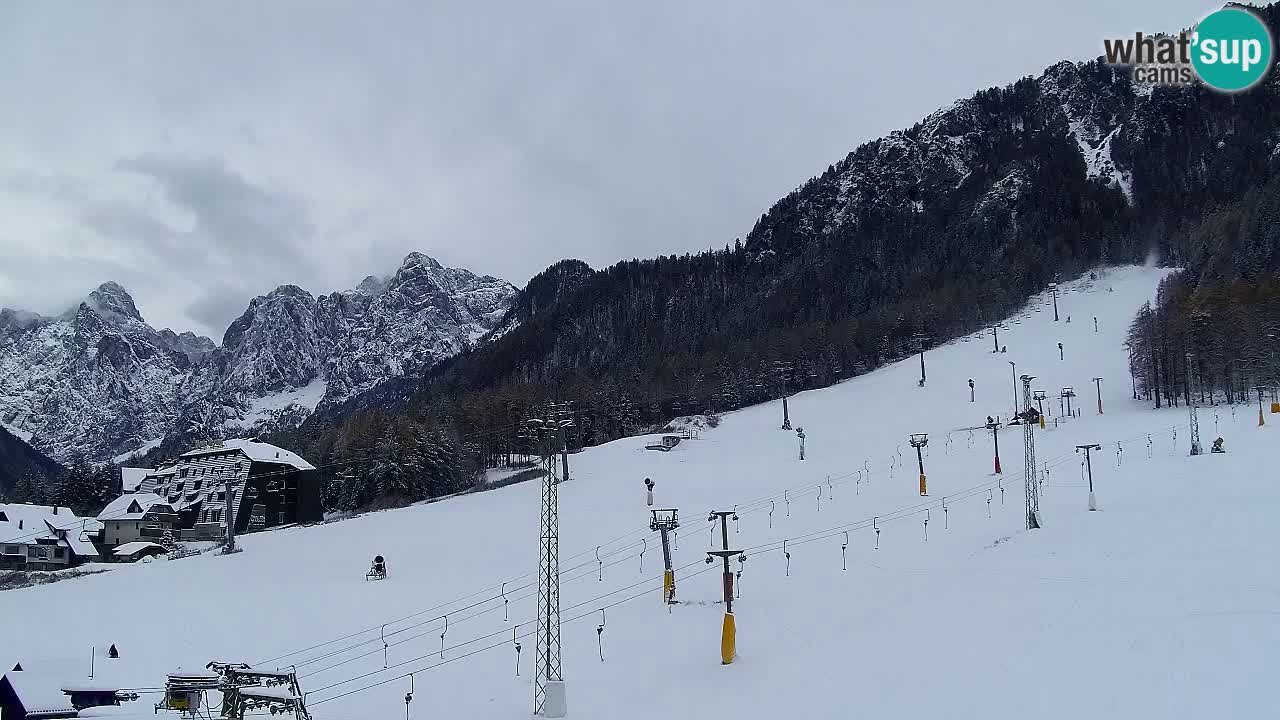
4, 264, 1278, 719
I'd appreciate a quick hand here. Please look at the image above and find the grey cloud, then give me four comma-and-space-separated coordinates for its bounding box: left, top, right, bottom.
184, 284, 252, 340
0, 0, 1217, 337
115, 154, 312, 268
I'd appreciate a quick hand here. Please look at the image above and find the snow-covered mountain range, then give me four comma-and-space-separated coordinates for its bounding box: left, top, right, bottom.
0, 253, 516, 464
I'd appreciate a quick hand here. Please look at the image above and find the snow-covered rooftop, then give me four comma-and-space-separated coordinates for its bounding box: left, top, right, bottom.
1, 656, 128, 718
179, 439, 315, 471
119, 468, 151, 493
0, 504, 101, 555
112, 542, 166, 557
2, 666, 77, 716
97, 494, 168, 522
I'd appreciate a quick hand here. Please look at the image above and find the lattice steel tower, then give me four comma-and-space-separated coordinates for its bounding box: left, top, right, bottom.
1020, 375, 1042, 529
529, 413, 569, 717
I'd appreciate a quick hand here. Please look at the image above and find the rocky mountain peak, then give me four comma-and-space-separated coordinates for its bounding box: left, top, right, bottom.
399, 252, 444, 273
83, 281, 144, 324
354, 275, 390, 297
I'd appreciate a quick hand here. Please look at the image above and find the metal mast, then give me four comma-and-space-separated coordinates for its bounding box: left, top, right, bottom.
1187, 353, 1202, 455
1021, 375, 1042, 529
529, 413, 569, 717
774, 360, 794, 430
909, 433, 929, 496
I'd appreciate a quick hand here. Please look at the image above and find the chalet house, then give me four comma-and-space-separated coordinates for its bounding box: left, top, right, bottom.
120, 439, 321, 541
0, 504, 100, 571
95, 493, 177, 549
0, 655, 132, 719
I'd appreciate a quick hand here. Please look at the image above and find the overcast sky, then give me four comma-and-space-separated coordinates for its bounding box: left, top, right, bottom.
0, 0, 1214, 339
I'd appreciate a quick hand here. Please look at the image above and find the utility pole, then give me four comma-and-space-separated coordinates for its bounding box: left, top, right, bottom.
1076, 444, 1101, 511
986, 417, 1002, 474
1049, 281, 1060, 322
649, 509, 680, 604
917, 334, 926, 387
528, 414, 568, 718
1092, 377, 1104, 415
706, 511, 742, 665
1021, 375, 1042, 529
909, 434, 929, 496
1008, 361, 1018, 422
775, 360, 793, 430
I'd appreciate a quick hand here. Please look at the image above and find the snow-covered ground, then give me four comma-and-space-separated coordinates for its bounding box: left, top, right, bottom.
2, 420, 34, 443
4, 265, 1276, 720
112, 438, 162, 465
228, 378, 329, 430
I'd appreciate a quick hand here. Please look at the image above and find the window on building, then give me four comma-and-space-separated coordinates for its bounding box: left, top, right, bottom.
277, 512, 287, 525
4, 545, 19, 555
28, 546, 49, 560
54, 548, 65, 559
193, 479, 203, 490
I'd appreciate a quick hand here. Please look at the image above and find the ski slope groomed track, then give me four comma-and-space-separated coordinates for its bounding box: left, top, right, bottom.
4, 264, 1277, 719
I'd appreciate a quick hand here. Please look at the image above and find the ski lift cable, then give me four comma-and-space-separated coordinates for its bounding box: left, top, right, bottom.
269, 422, 1184, 669
309, 558, 717, 699
301, 544, 667, 678
291, 546, 623, 671
772, 442, 1135, 553
266, 528, 661, 667
733, 421, 1180, 557
311, 560, 723, 706
303, 554, 631, 675
739, 449, 1107, 557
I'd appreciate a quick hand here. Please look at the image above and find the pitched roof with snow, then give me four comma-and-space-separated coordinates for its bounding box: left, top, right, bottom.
112, 542, 166, 557
0, 504, 101, 557
179, 439, 315, 471
120, 468, 150, 493
97, 493, 169, 522
1, 667, 77, 716
1, 656, 133, 717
